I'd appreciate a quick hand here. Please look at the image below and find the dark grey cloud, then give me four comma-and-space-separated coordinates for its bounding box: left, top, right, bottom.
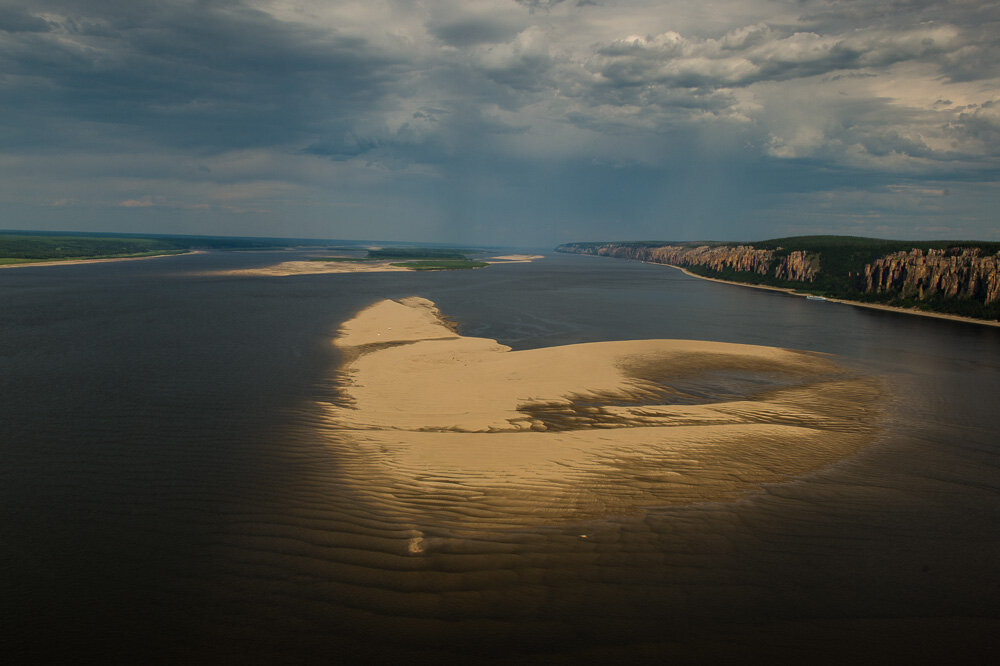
949, 101, 1000, 148
851, 128, 934, 158
514, 0, 599, 9
303, 103, 530, 166
591, 24, 966, 93
0, 0, 997, 243
514, 0, 567, 10
940, 28, 1000, 82
796, 0, 1000, 82
569, 85, 737, 123
0, 0, 405, 152
428, 16, 525, 46
0, 6, 52, 32
798, 0, 1000, 28
482, 53, 554, 92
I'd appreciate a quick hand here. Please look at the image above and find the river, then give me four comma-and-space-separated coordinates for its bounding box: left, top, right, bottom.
3, 249, 998, 662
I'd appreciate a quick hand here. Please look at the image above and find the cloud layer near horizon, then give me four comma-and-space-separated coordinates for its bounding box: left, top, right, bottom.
1, 0, 998, 244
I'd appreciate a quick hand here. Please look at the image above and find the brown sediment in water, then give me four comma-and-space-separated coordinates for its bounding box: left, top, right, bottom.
322, 297, 883, 526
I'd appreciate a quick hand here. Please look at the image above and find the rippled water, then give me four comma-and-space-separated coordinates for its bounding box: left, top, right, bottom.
3, 250, 999, 663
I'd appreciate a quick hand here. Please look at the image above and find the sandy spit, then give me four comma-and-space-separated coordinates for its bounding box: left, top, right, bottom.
213, 254, 543, 277
488, 254, 545, 263
217, 259, 413, 277
322, 297, 882, 526
0, 250, 200, 269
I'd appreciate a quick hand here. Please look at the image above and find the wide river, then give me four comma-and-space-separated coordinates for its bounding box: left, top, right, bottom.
3, 250, 999, 663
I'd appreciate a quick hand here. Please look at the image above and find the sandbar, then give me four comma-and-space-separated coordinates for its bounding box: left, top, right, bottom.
214, 254, 543, 277
218, 259, 412, 277
488, 254, 545, 263
0, 250, 198, 269
322, 297, 883, 528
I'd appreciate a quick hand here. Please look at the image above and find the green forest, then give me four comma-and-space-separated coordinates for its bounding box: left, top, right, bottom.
0, 234, 186, 265
558, 236, 1000, 321
0, 231, 348, 265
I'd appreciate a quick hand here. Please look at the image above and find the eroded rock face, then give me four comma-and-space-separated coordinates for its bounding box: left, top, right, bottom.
862, 248, 1000, 305
774, 250, 821, 282
557, 242, 1000, 315
559, 243, 820, 282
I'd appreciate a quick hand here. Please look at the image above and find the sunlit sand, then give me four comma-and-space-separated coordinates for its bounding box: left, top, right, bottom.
0, 250, 201, 269
487, 254, 544, 262
213, 254, 543, 277
323, 298, 883, 526
215, 259, 411, 276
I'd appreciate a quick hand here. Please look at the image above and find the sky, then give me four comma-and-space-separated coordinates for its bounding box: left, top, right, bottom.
0, 0, 998, 246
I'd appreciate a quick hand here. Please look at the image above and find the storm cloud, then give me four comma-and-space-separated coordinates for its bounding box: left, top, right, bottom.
1, 0, 998, 244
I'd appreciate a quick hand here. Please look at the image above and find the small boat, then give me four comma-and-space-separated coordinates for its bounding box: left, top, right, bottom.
806, 295, 827, 301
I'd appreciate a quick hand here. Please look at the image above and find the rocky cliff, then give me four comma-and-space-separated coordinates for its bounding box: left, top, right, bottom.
862, 248, 1000, 305
557, 243, 821, 283
556, 240, 1000, 320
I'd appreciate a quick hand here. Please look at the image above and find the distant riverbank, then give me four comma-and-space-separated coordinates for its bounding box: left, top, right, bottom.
558, 236, 1000, 325
660, 260, 1000, 328
0, 250, 196, 269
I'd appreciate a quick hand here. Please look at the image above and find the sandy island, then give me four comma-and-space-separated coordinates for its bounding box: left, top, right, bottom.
214, 254, 544, 277
322, 297, 883, 528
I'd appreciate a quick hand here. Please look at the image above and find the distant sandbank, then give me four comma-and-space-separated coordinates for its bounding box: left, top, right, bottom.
215, 254, 543, 277
323, 297, 882, 528
0, 250, 199, 269
488, 254, 544, 263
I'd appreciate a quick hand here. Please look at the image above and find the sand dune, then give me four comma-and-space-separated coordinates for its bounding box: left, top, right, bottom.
323, 297, 882, 526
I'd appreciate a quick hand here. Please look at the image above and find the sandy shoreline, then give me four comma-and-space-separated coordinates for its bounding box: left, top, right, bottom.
0, 251, 544, 276
221, 259, 412, 276
488, 254, 545, 263
215, 253, 544, 277
323, 297, 882, 526
0, 250, 199, 269
651, 261, 1000, 328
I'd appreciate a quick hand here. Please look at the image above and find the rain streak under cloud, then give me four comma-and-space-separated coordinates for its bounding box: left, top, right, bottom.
0, 0, 998, 245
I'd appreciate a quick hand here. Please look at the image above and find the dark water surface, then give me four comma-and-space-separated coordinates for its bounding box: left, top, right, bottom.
2, 251, 999, 663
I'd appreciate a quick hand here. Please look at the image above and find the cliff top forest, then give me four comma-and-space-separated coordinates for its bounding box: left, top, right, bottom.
557, 236, 1000, 322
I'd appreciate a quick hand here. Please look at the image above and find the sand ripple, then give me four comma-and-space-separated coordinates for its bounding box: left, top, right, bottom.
321, 297, 883, 526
